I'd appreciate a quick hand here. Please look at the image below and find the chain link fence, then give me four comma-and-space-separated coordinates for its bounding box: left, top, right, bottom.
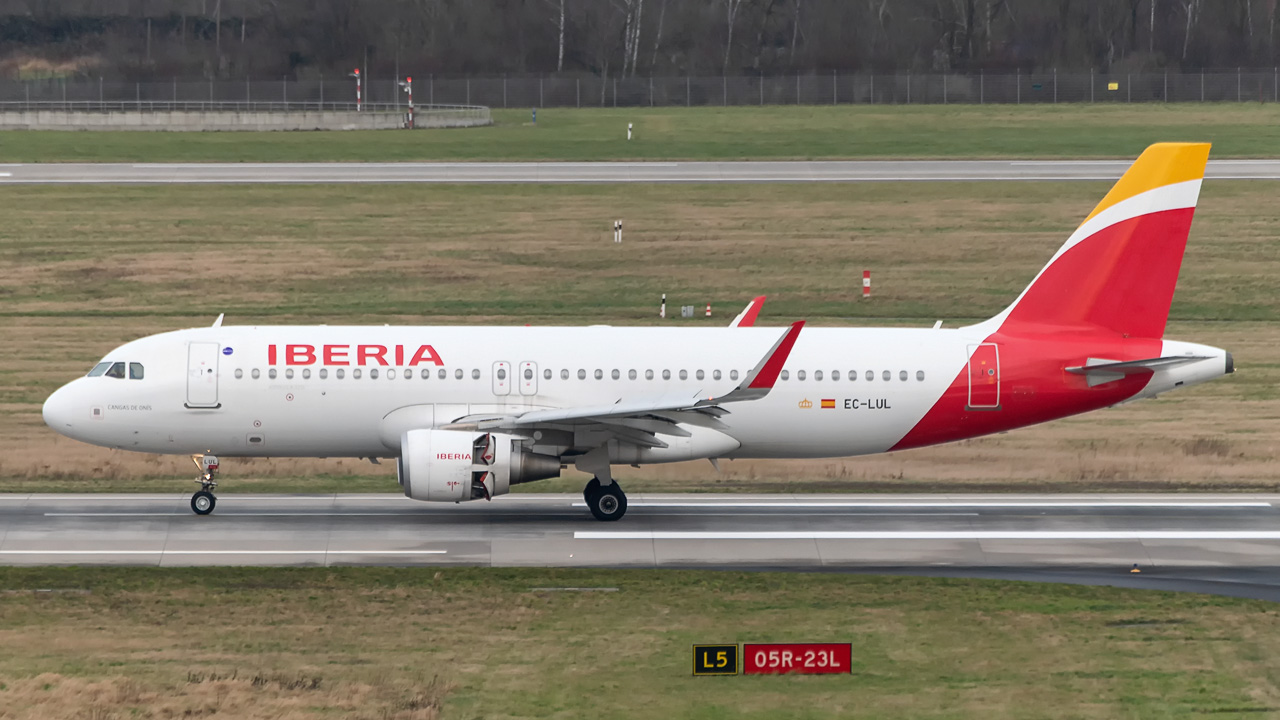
2, 70, 1278, 111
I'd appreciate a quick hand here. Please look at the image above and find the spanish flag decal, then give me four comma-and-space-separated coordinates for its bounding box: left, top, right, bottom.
821, 399, 836, 409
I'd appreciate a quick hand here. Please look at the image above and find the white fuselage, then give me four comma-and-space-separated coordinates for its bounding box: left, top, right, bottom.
42, 324, 1227, 464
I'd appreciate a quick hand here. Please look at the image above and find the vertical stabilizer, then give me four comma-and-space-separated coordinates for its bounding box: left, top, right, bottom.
981, 142, 1210, 339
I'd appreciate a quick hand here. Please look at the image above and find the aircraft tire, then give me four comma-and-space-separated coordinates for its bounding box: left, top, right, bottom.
191, 491, 216, 516
588, 483, 626, 522
583, 477, 602, 505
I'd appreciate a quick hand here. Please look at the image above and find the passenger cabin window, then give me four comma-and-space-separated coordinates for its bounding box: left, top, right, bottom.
646, 370, 654, 380
370, 369, 379, 379
235, 369, 244, 379
780, 370, 789, 381
662, 370, 671, 380
814, 370, 823, 381
472, 369, 481, 380
730, 370, 739, 381
543, 369, 551, 380
917, 370, 925, 381
303, 369, 311, 379
696, 370, 704, 380
88, 362, 111, 377
320, 369, 329, 379
251, 369, 260, 380
129, 363, 144, 380
104, 362, 126, 379
595, 369, 603, 380
797, 370, 806, 381
611, 369, 620, 380
865, 370, 874, 381
561, 369, 570, 380
713, 370, 721, 380
832, 370, 841, 380
269, 369, 277, 379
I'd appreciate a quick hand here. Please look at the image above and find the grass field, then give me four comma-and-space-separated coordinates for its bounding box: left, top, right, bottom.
0, 567, 1277, 719
0, 180, 1272, 494
5, 104, 1280, 162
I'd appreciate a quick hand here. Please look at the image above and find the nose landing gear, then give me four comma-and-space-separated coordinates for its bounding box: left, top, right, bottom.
190, 454, 219, 516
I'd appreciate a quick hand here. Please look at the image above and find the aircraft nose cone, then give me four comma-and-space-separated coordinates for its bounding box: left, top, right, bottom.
42, 382, 78, 436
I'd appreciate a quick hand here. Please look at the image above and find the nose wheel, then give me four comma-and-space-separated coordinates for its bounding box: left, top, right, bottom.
191, 490, 216, 515
190, 454, 220, 516
584, 477, 627, 521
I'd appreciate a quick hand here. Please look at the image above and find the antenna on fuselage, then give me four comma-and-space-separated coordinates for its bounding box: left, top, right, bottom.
212, 313, 224, 328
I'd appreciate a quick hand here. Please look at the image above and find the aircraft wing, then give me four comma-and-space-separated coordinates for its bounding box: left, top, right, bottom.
444, 321, 804, 444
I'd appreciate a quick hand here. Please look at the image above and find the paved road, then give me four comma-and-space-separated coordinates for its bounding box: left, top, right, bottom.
5, 493, 1280, 599
2, 160, 1280, 184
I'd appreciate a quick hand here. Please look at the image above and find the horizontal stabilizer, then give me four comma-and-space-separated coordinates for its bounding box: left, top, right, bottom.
1066, 355, 1211, 387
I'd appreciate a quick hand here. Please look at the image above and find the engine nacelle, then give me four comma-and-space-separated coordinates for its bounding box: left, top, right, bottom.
398, 428, 561, 502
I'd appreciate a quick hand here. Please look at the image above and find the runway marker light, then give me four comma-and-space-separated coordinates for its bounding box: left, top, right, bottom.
627, 122, 633, 141
613, 220, 622, 243
1130, 563, 1141, 573
1109, 82, 1120, 91
705, 303, 712, 317
349, 68, 362, 112
862, 270, 871, 298
660, 293, 666, 319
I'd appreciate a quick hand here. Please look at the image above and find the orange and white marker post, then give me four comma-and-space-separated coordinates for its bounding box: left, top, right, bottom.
705, 303, 712, 317
862, 270, 871, 298
350, 68, 362, 112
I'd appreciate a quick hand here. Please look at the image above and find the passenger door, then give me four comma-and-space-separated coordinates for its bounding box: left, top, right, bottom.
966, 343, 1000, 410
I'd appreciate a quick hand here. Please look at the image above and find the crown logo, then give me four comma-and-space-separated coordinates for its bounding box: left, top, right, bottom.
798, 398, 813, 409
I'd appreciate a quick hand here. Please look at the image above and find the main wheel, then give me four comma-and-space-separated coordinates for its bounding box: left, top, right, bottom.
191, 491, 216, 516
587, 483, 627, 522
583, 477, 602, 505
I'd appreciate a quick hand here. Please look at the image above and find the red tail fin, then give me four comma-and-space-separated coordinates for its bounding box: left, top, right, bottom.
988, 143, 1210, 339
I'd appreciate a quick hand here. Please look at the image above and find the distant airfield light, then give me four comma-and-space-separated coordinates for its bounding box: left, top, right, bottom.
660, 293, 666, 319
627, 122, 633, 141
398, 76, 414, 129
863, 270, 871, 299
349, 68, 362, 112
613, 219, 623, 243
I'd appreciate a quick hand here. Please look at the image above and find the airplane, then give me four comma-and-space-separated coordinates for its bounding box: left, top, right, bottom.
42, 142, 1232, 521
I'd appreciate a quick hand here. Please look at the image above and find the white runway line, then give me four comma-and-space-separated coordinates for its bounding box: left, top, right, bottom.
0, 549, 446, 555
569, 501, 1271, 509
574, 530, 1280, 540
0, 172, 11, 177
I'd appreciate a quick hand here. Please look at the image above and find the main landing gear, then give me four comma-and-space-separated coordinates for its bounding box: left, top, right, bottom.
190, 454, 219, 516
583, 477, 627, 521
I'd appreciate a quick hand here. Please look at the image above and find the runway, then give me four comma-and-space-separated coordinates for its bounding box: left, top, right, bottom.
2, 159, 1280, 184
5, 493, 1280, 598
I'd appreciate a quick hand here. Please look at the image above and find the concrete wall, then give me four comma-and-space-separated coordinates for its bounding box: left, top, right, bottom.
0, 108, 491, 131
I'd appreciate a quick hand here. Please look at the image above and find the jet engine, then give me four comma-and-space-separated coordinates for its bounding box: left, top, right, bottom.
397, 429, 561, 502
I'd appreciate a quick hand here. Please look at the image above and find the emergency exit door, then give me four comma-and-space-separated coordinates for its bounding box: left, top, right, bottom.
519, 361, 538, 395
186, 342, 220, 408
966, 343, 1000, 410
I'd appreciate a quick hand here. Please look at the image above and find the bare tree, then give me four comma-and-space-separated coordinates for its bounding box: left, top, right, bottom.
724, 0, 745, 73
1182, 0, 1200, 60
649, 0, 666, 71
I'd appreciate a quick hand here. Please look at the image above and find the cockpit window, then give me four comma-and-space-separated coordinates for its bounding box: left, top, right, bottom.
129, 362, 144, 380
87, 362, 111, 377
104, 362, 126, 379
